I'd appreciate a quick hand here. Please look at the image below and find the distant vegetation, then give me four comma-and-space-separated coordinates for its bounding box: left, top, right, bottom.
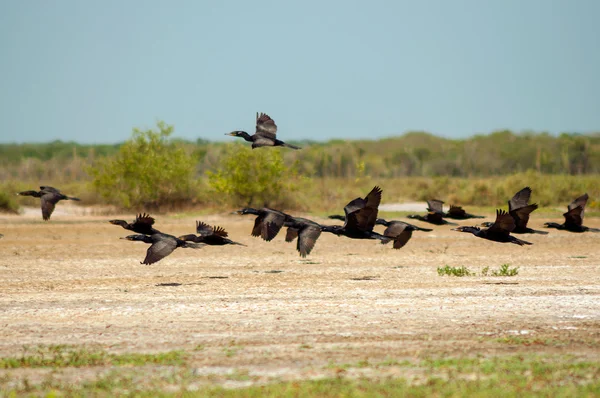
89, 122, 198, 210
1, 126, 599, 212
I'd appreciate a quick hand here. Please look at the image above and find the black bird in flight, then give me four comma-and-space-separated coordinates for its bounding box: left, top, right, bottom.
17, 186, 80, 221
109, 213, 161, 235
283, 217, 323, 257
235, 207, 292, 241
178, 221, 245, 246
407, 199, 456, 225
321, 186, 393, 243
226, 112, 301, 149
481, 187, 547, 234
544, 193, 599, 233
121, 232, 205, 265
375, 218, 432, 249
453, 209, 533, 245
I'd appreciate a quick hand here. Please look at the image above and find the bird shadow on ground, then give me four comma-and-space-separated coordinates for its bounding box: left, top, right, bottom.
350, 276, 379, 281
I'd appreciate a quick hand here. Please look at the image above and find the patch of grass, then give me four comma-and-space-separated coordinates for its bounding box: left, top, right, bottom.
0, 345, 187, 369
495, 336, 561, 346
437, 265, 473, 277
439, 264, 519, 277
492, 263, 519, 276
1, 354, 599, 396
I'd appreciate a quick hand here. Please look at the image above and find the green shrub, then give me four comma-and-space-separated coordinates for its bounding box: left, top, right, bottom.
437, 265, 473, 277
88, 121, 197, 211
207, 144, 297, 208
0, 190, 19, 214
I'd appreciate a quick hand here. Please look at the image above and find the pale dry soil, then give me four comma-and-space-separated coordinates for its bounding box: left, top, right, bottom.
0, 210, 599, 388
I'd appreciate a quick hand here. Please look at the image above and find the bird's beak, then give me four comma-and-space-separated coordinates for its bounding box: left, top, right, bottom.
225, 132, 237, 136
450, 228, 459, 231
120, 236, 132, 240
233, 210, 243, 215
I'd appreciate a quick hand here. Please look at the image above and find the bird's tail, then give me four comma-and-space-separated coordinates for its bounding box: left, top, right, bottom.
531, 230, 549, 235
415, 227, 433, 232
231, 241, 247, 246
587, 227, 600, 233
283, 142, 301, 150
514, 238, 533, 246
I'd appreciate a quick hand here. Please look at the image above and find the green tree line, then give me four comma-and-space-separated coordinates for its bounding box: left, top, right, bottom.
1, 130, 599, 181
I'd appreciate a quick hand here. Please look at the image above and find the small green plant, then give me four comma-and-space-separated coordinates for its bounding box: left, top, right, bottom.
492, 263, 519, 276
89, 121, 197, 210
438, 264, 519, 277
437, 265, 473, 277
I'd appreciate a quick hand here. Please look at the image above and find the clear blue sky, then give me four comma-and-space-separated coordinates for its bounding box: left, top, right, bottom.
1, 0, 599, 143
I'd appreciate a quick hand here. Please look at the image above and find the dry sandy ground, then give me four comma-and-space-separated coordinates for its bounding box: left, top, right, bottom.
0, 208, 599, 386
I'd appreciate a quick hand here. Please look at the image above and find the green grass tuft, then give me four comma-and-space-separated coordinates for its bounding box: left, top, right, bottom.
0, 345, 187, 369
437, 265, 473, 277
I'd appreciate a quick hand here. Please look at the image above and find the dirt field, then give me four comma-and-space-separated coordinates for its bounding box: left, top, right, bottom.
0, 209, 599, 388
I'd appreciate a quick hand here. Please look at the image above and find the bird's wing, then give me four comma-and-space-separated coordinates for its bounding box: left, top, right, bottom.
251, 215, 264, 238
40, 186, 61, 193
40, 192, 60, 221
383, 222, 408, 237
568, 194, 589, 221
255, 112, 277, 139
251, 136, 276, 148
427, 211, 444, 223
487, 209, 515, 234
511, 204, 538, 229
212, 225, 229, 237
448, 205, 466, 217
392, 230, 413, 249
131, 213, 156, 234
353, 186, 383, 231
285, 227, 299, 242
297, 225, 322, 257
135, 213, 155, 226
142, 238, 177, 265
343, 197, 365, 230
261, 210, 286, 241
196, 221, 215, 236
426, 199, 444, 213
509, 187, 532, 211
563, 206, 583, 227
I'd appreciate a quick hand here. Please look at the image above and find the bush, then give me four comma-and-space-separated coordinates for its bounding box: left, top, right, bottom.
207, 144, 297, 208
0, 189, 19, 214
89, 121, 197, 211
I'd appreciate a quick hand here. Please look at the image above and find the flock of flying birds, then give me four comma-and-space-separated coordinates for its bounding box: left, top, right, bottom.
9, 184, 598, 265
6, 113, 599, 264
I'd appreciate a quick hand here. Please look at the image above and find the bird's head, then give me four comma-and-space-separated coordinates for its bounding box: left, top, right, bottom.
226, 131, 247, 137
177, 234, 196, 242
321, 225, 343, 235
234, 208, 258, 216
120, 234, 148, 242
452, 226, 480, 233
